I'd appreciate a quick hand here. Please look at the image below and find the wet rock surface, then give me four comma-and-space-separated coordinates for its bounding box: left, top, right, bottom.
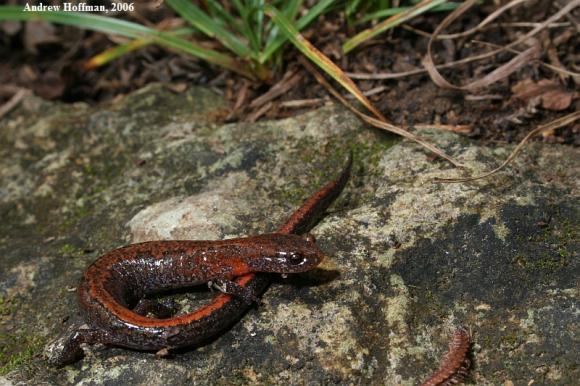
0, 84, 577, 385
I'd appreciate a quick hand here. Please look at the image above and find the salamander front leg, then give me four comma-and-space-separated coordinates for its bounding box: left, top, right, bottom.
208, 278, 260, 304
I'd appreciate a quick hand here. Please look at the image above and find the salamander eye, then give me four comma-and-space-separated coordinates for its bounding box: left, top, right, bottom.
287, 252, 305, 265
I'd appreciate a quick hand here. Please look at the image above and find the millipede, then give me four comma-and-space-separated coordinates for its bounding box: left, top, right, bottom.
420, 327, 472, 386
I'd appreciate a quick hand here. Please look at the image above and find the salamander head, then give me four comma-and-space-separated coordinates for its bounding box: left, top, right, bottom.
247, 233, 324, 274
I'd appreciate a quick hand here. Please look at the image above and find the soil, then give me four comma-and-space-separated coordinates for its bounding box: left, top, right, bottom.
0, 0, 578, 144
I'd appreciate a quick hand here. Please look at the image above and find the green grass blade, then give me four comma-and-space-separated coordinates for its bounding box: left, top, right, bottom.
263, 0, 302, 49
85, 38, 152, 69
343, 0, 448, 53
85, 28, 195, 69
260, 0, 334, 64
165, 0, 252, 59
253, 0, 265, 51
346, 0, 363, 18
0, 6, 254, 77
279, 0, 302, 21
264, 5, 383, 119
205, 0, 237, 26
230, 0, 261, 54
155, 33, 253, 77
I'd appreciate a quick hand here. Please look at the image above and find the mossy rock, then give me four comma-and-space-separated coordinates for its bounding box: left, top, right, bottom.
0, 84, 577, 385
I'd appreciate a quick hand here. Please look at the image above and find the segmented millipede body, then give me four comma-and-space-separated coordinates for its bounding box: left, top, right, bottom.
421, 327, 471, 386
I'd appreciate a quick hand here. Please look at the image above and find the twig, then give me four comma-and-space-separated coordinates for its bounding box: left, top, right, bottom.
249, 70, 301, 109
0, 88, 29, 120
247, 101, 273, 123
412, 124, 473, 135
279, 98, 326, 108
360, 86, 387, 97
226, 79, 250, 120
557, 0, 580, 32
464, 94, 504, 101
233, 80, 250, 111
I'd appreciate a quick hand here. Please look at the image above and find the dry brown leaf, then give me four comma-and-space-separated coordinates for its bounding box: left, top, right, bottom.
512, 79, 576, 111
541, 89, 575, 110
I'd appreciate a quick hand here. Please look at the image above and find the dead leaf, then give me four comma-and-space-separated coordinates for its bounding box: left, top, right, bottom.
541, 89, 575, 110
512, 79, 576, 111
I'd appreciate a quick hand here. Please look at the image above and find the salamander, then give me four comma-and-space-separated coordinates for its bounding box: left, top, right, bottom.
47, 154, 352, 366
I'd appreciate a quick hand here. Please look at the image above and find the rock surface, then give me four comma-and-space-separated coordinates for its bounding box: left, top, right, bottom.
0, 84, 578, 385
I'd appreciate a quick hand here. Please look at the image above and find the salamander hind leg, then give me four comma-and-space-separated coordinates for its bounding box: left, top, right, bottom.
155, 347, 171, 358
45, 324, 110, 367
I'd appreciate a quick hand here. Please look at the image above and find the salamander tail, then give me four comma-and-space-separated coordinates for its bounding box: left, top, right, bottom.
278, 151, 352, 235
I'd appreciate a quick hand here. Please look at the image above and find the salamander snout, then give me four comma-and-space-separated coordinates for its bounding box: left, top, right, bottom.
248, 234, 325, 274
304, 233, 316, 243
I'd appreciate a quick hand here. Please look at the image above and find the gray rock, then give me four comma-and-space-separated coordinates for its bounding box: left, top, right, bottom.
0, 84, 577, 385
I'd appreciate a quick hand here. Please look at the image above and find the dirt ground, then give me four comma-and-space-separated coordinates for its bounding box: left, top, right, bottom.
0, 0, 578, 145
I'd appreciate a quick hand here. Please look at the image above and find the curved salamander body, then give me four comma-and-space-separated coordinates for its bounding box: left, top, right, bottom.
48, 154, 352, 366
77, 235, 324, 351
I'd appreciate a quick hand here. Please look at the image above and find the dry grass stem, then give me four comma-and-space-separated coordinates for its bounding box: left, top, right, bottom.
472, 40, 580, 78
299, 57, 464, 168
347, 67, 426, 80
405, 0, 530, 40
434, 111, 580, 183
423, 0, 580, 91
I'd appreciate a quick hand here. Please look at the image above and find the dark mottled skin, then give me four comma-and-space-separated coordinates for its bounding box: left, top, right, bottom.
48, 154, 352, 366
